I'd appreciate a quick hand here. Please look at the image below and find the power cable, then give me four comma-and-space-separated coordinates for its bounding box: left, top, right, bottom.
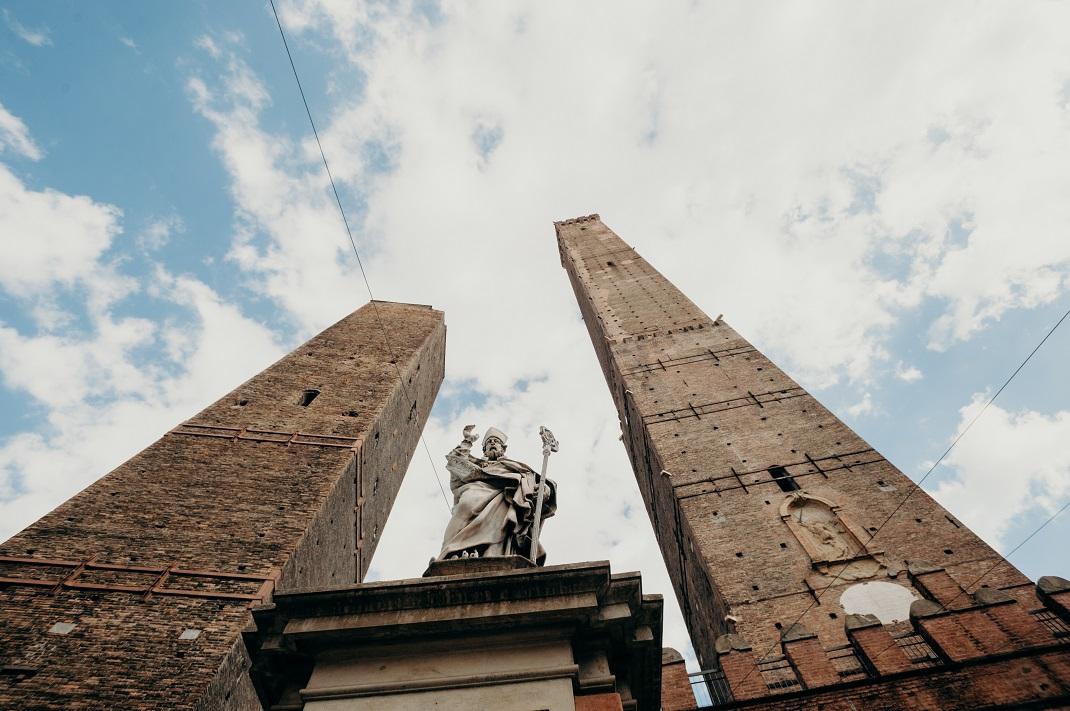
938, 497, 1070, 612
738, 300, 1070, 681
862, 496, 1070, 666
268, 0, 453, 513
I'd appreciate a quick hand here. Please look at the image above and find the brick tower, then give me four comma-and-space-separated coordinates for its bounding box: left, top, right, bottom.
0, 301, 445, 709
557, 215, 1070, 708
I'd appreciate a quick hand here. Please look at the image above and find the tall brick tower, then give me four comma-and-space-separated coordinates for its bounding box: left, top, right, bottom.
0, 301, 445, 709
557, 215, 1070, 708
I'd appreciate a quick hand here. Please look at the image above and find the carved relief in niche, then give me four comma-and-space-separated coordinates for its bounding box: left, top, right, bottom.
780, 493, 867, 565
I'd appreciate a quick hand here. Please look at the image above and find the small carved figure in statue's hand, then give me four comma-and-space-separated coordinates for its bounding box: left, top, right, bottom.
436, 425, 557, 564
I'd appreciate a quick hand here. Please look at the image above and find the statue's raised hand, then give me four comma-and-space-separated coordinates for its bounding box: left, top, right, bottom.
462, 425, 479, 445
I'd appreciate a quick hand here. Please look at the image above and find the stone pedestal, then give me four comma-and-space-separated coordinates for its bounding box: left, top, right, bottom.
246, 560, 664, 710
422, 554, 535, 577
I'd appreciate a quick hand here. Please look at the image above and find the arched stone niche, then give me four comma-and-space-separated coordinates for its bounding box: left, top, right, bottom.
780, 493, 869, 565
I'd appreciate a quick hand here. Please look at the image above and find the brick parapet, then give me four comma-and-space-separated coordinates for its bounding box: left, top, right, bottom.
908, 562, 971, 610
660, 647, 697, 711
1038, 575, 1070, 625
693, 646, 1070, 710
845, 614, 913, 675
716, 634, 768, 701
697, 575, 1069, 707
781, 625, 840, 688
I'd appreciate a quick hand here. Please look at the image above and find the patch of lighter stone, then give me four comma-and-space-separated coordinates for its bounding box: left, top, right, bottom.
839, 581, 919, 624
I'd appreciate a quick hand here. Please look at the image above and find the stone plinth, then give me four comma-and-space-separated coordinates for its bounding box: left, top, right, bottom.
423, 554, 535, 577
246, 560, 664, 710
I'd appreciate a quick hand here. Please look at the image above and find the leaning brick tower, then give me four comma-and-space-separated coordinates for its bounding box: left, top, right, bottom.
0, 301, 445, 709
557, 215, 1070, 708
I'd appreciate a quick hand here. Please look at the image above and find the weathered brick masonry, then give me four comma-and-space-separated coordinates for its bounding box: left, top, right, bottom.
711, 577, 1070, 709
556, 215, 1069, 708
0, 301, 445, 710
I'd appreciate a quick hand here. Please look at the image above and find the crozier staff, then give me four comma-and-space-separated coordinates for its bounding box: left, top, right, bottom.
436, 425, 557, 564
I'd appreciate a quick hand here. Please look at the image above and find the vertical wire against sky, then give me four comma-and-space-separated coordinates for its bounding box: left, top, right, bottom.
266, 0, 453, 513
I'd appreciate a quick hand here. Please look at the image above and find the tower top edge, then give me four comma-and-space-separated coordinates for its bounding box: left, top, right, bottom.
553, 213, 601, 227
367, 299, 441, 312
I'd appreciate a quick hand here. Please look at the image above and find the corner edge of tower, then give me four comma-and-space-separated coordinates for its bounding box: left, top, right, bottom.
553, 213, 602, 268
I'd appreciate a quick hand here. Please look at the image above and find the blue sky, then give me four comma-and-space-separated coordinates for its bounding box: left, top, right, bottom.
2, 0, 1069, 670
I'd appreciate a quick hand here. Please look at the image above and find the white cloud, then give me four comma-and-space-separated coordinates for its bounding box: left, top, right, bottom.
3, 9, 51, 47
846, 392, 876, 418
194, 34, 222, 59
0, 102, 43, 160
269, 0, 1070, 389
138, 214, 184, 251
895, 362, 923, 383
119, 36, 139, 52
929, 396, 1070, 548
0, 163, 126, 301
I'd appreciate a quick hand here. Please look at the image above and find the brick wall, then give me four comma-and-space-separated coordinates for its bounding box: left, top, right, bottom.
0, 301, 445, 709
555, 215, 1028, 668
711, 578, 1070, 709
661, 647, 697, 710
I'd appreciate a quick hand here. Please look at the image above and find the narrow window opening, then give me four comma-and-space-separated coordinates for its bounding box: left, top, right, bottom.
298, 389, 320, 407
769, 466, 800, 492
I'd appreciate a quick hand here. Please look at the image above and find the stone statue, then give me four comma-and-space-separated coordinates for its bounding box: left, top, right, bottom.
800, 518, 855, 561
436, 425, 557, 564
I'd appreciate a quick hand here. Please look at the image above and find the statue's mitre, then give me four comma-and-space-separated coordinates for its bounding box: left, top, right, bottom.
483, 427, 508, 446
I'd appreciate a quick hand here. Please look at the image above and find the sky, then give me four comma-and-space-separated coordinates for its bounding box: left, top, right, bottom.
2, 0, 1069, 676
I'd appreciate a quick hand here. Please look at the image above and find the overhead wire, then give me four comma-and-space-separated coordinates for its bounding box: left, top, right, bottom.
937, 497, 1070, 612
737, 299, 1070, 682
267, 0, 453, 513
862, 496, 1070, 666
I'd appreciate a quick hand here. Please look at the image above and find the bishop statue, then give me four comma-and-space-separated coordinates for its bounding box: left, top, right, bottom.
436, 425, 557, 564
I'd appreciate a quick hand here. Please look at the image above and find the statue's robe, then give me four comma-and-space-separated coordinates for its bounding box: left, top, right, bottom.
437, 446, 557, 564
